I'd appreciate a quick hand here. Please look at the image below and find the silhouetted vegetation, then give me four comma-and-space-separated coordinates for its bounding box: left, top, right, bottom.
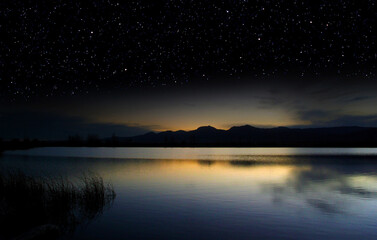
87, 134, 100, 146
67, 134, 83, 145
0, 170, 116, 239
2, 125, 377, 151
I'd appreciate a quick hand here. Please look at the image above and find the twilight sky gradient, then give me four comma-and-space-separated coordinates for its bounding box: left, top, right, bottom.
0, 1, 376, 139
2, 78, 377, 140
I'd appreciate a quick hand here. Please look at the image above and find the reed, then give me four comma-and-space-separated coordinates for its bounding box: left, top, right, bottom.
0, 170, 116, 239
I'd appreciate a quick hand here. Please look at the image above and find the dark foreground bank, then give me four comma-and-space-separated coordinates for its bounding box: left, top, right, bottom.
0, 171, 116, 240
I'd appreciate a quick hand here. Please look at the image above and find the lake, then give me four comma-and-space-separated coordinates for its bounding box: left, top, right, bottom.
1, 147, 377, 240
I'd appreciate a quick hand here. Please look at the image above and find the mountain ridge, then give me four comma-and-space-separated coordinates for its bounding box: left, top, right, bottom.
115, 125, 377, 147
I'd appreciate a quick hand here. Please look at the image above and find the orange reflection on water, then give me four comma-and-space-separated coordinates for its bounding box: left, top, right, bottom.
94, 159, 309, 189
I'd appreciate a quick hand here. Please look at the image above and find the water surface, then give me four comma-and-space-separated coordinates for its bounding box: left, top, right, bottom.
1, 147, 376, 240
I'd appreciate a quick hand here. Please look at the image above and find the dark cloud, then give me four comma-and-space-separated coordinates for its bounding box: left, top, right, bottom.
254, 95, 285, 109
297, 110, 335, 122
320, 115, 377, 127
344, 96, 374, 103
294, 109, 377, 128
0, 111, 149, 140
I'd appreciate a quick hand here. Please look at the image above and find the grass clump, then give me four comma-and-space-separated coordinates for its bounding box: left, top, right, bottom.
0, 170, 116, 239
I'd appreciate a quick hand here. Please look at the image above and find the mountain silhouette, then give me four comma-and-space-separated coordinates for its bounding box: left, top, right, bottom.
117, 125, 377, 147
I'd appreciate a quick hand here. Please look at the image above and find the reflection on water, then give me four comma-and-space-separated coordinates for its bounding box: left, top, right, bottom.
1, 148, 377, 240
7, 147, 377, 160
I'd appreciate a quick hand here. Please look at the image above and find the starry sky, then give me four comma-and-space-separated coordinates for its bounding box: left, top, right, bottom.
0, 1, 377, 139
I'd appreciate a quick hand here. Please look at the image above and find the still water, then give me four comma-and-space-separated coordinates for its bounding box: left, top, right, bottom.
1, 147, 377, 240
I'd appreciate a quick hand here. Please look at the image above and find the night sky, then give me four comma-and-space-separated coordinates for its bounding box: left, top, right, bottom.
1, 1, 377, 139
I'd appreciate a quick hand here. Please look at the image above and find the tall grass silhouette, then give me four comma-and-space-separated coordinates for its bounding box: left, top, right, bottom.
0, 170, 116, 239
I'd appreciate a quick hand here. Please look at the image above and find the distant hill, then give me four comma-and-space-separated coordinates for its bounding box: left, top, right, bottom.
2, 125, 377, 150
115, 125, 377, 147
